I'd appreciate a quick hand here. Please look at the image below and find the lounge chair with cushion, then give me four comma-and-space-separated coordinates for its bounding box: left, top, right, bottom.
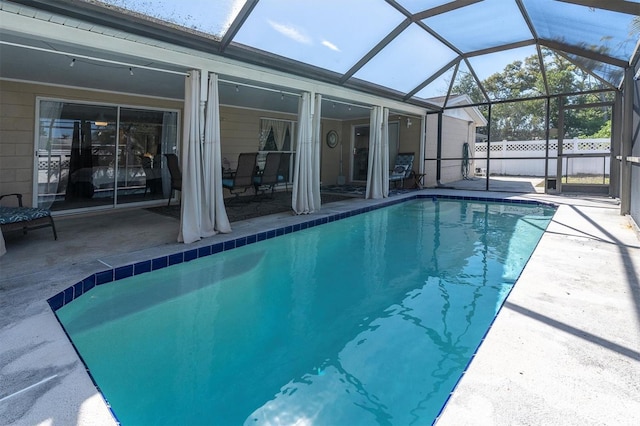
223, 153, 258, 198
389, 152, 415, 189
0, 193, 57, 240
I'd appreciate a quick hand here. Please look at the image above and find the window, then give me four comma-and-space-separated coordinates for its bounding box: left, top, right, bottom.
258, 118, 295, 184
36, 99, 179, 212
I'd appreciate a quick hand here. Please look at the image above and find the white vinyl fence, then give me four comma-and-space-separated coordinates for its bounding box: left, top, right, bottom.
474, 138, 610, 176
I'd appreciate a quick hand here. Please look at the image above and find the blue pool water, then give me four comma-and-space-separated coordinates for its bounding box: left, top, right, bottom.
56, 198, 555, 425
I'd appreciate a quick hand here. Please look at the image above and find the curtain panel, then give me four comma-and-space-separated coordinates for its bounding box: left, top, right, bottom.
365, 106, 390, 199
179, 70, 231, 244
259, 119, 290, 151
292, 93, 322, 214
179, 70, 204, 243
202, 73, 232, 236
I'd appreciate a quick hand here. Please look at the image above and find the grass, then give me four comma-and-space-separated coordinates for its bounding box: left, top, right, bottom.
562, 174, 610, 185
532, 174, 609, 187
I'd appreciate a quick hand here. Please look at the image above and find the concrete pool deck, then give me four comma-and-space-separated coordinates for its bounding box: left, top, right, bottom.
0, 189, 638, 425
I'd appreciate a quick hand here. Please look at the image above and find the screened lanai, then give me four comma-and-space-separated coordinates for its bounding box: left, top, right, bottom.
14, 1, 635, 100
1, 2, 640, 425
0, 0, 638, 222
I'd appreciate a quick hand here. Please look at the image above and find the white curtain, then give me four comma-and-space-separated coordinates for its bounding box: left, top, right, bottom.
259, 119, 289, 151
272, 120, 289, 151
179, 70, 203, 243
292, 93, 322, 214
39, 101, 64, 209
202, 73, 231, 236
311, 94, 322, 209
258, 119, 271, 150
365, 106, 389, 199
179, 70, 231, 243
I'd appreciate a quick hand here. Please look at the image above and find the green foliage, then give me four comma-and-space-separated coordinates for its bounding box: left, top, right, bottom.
586, 120, 611, 138
451, 50, 613, 141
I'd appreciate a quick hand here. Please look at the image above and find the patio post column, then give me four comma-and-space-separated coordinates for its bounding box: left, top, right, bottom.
620, 67, 634, 215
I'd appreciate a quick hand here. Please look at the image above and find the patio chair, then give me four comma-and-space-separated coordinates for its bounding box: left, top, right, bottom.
389, 152, 415, 189
223, 153, 258, 198
141, 155, 162, 197
0, 193, 57, 240
253, 152, 282, 197
277, 152, 291, 191
164, 153, 182, 206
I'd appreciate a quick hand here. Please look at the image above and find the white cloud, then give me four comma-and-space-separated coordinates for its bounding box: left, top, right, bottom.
321, 40, 341, 52
267, 20, 311, 44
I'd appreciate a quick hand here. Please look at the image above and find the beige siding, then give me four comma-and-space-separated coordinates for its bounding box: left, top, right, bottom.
0, 82, 36, 202
320, 119, 343, 185
1, 79, 425, 204
424, 114, 475, 186
441, 115, 471, 183
333, 115, 422, 185
219, 107, 296, 169
0, 80, 183, 206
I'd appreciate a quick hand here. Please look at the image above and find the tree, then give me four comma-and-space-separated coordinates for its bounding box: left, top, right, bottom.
587, 120, 611, 138
450, 50, 612, 141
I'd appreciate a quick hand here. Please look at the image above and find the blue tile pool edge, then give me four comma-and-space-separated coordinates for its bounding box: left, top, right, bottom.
45, 193, 557, 425
432, 198, 557, 424
47, 193, 557, 312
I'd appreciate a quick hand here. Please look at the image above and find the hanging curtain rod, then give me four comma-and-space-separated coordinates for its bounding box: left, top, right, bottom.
259, 116, 294, 122
0, 41, 189, 76
323, 97, 373, 110
389, 110, 424, 120
218, 78, 301, 97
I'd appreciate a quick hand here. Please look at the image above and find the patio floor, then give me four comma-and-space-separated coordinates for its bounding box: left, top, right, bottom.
0, 187, 638, 425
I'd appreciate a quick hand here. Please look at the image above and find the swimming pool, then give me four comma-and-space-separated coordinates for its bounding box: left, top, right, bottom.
53, 196, 555, 425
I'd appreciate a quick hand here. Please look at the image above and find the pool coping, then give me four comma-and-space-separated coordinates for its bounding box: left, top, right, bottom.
46, 192, 558, 424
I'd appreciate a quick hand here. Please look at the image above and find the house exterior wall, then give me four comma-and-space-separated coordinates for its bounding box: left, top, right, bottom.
0, 80, 376, 206
219, 106, 296, 169
424, 113, 476, 187
321, 119, 344, 185
396, 116, 422, 155
0, 80, 183, 207
0, 78, 430, 208
330, 115, 421, 186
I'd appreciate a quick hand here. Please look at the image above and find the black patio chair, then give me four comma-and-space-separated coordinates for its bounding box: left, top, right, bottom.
222, 153, 258, 198
253, 152, 282, 197
277, 152, 291, 192
164, 153, 182, 206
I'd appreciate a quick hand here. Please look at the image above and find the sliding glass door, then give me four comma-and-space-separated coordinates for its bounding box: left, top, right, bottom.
36, 99, 178, 212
